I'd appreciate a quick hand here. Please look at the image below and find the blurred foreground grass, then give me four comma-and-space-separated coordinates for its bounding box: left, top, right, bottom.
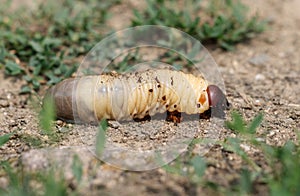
1, 110, 299, 195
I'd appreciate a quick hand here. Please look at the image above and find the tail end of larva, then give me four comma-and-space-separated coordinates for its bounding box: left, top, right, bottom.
43, 78, 77, 122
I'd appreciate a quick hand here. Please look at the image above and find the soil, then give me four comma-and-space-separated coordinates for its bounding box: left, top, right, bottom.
0, 0, 299, 195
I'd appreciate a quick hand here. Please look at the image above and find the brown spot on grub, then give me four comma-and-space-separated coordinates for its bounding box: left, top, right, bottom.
137, 77, 142, 83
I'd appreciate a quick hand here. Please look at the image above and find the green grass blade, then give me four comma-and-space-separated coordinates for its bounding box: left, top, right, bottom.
72, 154, 83, 183
225, 111, 246, 133
247, 113, 263, 134
39, 96, 56, 135
95, 119, 108, 156
191, 156, 206, 178
0, 133, 12, 147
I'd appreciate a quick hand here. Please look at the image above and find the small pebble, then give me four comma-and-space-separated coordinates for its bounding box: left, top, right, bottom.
278, 52, 286, 58
56, 120, 63, 126
268, 130, 276, 137
255, 138, 265, 142
255, 74, 266, 81
249, 54, 269, 66
58, 127, 69, 133
0, 100, 9, 107
0, 177, 8, 189
240, 144, 251, 152
108, 121, 121, 129
254, 99, 262, 106
228, 155, 234, 161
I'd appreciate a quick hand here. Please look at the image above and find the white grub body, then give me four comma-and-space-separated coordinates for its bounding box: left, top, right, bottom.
47, 69, 210, 123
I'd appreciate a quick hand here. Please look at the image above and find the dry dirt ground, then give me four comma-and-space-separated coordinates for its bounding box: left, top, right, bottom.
0, 0, 300, 195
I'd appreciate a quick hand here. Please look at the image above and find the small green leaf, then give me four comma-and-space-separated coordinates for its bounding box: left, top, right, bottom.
226, 111, 263, 135
95, 119, 108, 156
43, 169, 67, 196
20, 134, 42, 147
46, 73, 61, 85
225, 111, 246, 133
42, 37, 62, 47
191, 156, 206, 178
5, 61, 24, 75
247, 113, 263, 134
0, 161, 20, 188
39, 96, 56, 135
239, 168, 253, 194
72, 155, 83, 183
29, 41, 44, 53
187, 42, 201, 60
32, 78, 41, 90
0, 133, 12, 146
100, 119, 108, 133
33, 64, 42, 75
20, 86, 32, 94
225, 137, 248, 160
219, 40, 235, 51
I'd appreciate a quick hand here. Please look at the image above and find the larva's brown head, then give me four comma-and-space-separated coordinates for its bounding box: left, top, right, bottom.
206, 85, 230, 118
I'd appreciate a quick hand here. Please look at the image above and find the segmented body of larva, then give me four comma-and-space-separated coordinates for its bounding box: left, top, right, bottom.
45, 69, 228, 123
